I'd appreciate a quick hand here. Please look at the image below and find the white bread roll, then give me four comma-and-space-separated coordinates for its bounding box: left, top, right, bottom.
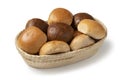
77, 19, 106, 39
40, 40, 70, 55
70, 34, 95, 50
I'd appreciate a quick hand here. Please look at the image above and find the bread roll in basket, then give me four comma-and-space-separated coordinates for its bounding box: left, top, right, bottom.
15, 20, 107, 69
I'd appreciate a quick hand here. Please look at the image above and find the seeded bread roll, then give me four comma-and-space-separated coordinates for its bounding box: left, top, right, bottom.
40, 40, 70, 55
48, 8, 73, 25
77, 19, 106, 39
70, 34, 95, 50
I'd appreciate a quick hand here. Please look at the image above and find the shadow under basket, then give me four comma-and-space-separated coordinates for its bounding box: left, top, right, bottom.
15, 35, 106, 69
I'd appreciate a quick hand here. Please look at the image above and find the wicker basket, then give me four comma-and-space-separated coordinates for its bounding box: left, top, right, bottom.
15, 20, 107, 69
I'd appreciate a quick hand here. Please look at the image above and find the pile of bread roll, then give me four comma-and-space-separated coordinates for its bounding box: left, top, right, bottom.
17, 8, 106, 55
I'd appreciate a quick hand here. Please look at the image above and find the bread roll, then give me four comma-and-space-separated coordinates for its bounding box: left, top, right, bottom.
47, 23, 74, 42
73, 13, 94, 27
40, 40, 70, 55
48, 8, 73, 25
77, 19, 106, 39
17, 26, 47, 54
70, 34, 95, 50
26, 18, 48, 33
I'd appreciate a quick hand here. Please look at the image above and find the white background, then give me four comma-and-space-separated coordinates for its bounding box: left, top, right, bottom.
0, 0, 119, 80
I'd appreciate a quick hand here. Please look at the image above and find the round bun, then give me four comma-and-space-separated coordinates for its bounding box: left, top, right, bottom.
48, 8, 73, 25
73, 13, 94, 28
40, 40, 70, 55
47, 23, 74, 42
70, 34, 95, 50
17, 26, 47, 54
77, 19, 106, 39
26, 18, 48, 33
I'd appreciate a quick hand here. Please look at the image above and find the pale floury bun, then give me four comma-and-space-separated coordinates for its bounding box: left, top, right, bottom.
70, 34, 95, 50
77, 19, 106, 39
40, 40, 70, 55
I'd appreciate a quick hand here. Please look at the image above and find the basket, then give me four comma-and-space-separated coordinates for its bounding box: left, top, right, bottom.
15, 20, 107, 69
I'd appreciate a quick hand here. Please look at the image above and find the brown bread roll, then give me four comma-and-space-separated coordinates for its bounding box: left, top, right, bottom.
47, 23, 74, 42
48, 8, 73, 25
73, 13, 94, 27
17, 26, 47, 54
26, 18, 48, 33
